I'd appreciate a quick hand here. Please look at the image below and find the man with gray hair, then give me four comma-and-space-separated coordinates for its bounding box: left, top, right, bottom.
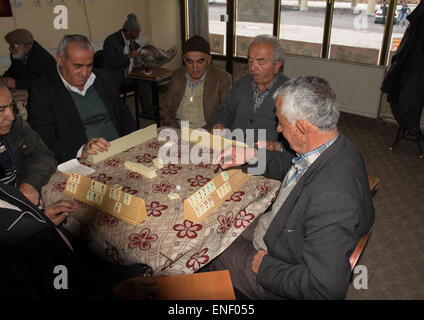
1, 28, 55, 89
209, 76, 375, 299
209, 34, 289, 151
27, 34, 136, 163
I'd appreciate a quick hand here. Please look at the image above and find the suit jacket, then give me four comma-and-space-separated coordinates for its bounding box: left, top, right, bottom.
245, 134, 375, 299
2, 41, 56, 90
26, 69, 136, 163
102, 30, 140, 73
209, 72, 289, 143
160, 64, 232, 129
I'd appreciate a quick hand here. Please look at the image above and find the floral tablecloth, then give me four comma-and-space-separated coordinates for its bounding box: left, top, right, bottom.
42, 129, 281, 276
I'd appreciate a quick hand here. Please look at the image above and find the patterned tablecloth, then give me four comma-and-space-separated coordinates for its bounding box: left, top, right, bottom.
11, 89, 28, 120
42, 128, 281, 276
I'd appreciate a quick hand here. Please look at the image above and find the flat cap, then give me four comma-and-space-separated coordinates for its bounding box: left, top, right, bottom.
4, 28, 34, 45
182, 35, 210, 55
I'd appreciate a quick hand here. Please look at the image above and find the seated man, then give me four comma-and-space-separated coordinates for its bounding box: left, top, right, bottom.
102, 13, 153, 110
1, 28, 56, 90
210, 76, 375, 299
209, 35, 289, 151
0, 83, 56, 206
160, 35, 232, 129
0, 182, 158, 299
27, 34, 136, 163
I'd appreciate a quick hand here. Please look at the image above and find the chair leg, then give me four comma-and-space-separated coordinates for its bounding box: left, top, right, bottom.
134, 92, 140, 129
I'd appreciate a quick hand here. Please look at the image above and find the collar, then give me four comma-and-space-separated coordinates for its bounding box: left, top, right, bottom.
121, 30, 130, 46
57, 65, 96, 96
292, 132, 340, 170
185, 69, 208, 89
251, 73, 278, 94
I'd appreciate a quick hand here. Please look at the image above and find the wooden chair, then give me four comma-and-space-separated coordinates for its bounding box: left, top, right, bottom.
349, 229, 372, 271
152, 270, 235, 300
368, 176, 380, 196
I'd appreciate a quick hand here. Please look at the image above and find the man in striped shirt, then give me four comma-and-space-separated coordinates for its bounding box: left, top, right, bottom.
0, 83, 56, 205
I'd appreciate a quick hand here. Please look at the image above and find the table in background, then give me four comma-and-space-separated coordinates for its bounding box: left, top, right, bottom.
11, 89, 28, 121
128, 67, 172, 127
42, 128, 281, 276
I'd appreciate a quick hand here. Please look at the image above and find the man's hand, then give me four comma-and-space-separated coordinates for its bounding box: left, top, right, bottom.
213, 145, 257, 171
211, 124, 227, 137
126, 50, 141, 59
254, 140, 282, 151
252, 250, 268, 274
45, 200, 79, 226
113, 276, 158, 300
18, 183, 40, 206
1, 77, 16, 89
81, 137, 110, 159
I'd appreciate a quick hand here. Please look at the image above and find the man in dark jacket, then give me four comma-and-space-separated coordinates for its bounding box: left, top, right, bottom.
102, 13, 153, 112
210, 76, 375, 300
27, 34, 136, 164
1, 29, 56, 90
0, 83, 56, 206
0, 182, 158, 300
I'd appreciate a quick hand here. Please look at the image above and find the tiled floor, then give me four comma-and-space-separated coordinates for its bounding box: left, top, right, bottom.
128, 95, 424, 299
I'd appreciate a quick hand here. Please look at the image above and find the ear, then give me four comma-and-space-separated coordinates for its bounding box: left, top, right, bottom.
295, 119, 310, 135
56, 52, 63, 66
274, 61, 282, 74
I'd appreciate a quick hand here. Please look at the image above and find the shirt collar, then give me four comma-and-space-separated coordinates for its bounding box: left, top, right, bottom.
57, 65, 96, 96
185, 69, 208, 90
251, 73, 279, 94
292, 132, 340, 170
121, 30, 130, 45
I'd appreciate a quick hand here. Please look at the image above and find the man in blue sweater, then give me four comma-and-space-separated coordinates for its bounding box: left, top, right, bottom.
209, 35, 289, 151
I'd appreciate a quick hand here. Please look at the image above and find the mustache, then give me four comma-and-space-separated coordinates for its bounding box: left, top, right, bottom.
250, 71, 261, 76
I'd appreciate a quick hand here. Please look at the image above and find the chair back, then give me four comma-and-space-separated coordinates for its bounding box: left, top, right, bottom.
349, 229, 372, 271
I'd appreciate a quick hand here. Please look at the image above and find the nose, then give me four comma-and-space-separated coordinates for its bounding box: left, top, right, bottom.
79, 66, 90, 78
5, 106, 15, 121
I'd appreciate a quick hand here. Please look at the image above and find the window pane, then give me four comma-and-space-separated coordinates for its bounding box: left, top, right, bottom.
388, 1, 417, 67
208, 0, 227, 54
235, 0, 274, 57
330, 0, 394, 65
279, 0, 325, 57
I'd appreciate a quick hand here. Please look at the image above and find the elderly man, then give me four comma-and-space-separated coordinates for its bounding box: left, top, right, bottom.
1, 28, 55, 90
0, 83, 56, 205
27, 34, 136, 163
209, 76, 375, 300
209, 34, 289, 151
160, 35, 232, 129
102, 13, 153, 110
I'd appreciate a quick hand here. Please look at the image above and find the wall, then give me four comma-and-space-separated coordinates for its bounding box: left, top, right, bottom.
0, 0, 182, 72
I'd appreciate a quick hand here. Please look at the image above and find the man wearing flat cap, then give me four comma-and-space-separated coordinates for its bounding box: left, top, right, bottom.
160, 35, 232, 129
102, 13, 153, 112
1, 28, 55, 90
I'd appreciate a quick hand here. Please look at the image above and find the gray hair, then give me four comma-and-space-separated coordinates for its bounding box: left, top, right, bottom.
249, 34, 284, 64
57, 34, 94, 60
273, 76, 340, 131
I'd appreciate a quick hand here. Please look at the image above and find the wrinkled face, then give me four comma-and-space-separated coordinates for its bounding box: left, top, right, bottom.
183, 51, 211, 82
276, 96, 304, 154
248, 42, 282, 89
124, 30, 140, 40
57, 42, 94, 91
9, 42, 29, 60
0, 88, 15, 135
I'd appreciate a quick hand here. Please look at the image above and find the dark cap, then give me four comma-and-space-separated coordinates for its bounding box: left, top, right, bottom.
123, 13, 141, 31
182, 35, 210, 55
4, 28, 34, 45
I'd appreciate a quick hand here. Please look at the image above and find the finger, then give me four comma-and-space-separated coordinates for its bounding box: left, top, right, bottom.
52, 212, 70, 225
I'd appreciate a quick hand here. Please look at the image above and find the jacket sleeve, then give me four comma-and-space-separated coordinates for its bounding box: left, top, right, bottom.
27, 81, 81, 163
14, 119, 57, 193
257, 190, 360, 299
103, 36, 130, 72
160, 71, 181, 127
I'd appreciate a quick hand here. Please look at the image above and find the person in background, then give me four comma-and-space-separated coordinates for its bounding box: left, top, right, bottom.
398, 1, 411, 27
1, 28, 55, 90
160, 35, 232, 129
0, 83, 56, 206
27, 34, 136, 164
209, 35, 289, 151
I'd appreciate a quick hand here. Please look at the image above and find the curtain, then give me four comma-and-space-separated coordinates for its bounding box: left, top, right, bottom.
188, 0, 209, 40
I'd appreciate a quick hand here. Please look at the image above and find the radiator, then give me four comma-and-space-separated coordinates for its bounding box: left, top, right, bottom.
283, 54, 386, 119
